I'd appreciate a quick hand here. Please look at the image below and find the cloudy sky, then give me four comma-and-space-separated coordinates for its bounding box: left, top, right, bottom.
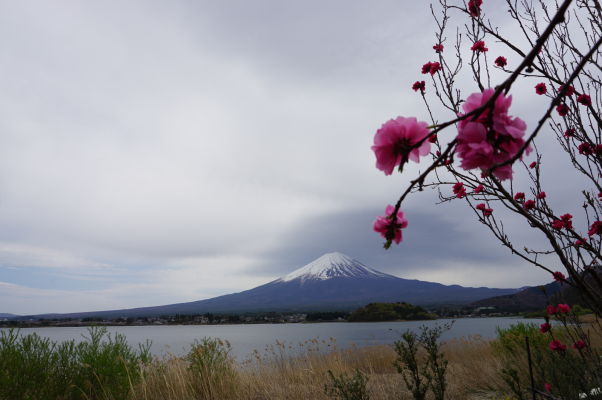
0, 1, 576, 314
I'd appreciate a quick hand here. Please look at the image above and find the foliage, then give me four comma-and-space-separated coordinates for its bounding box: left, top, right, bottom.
186, 337, 238, 398
393, 323, 451, 400
348, 302, 436, 322
0, 327, 151, 400
324, 369, 370, 400
493, 322, 599, 399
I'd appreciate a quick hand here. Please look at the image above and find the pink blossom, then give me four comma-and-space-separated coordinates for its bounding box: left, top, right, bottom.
529, 161, 537, 169
474, 184, 484, 194
372, 117, 431, 175
468, 0, 483, 17
546, 305, 558, 315
540, 322, 551, 333
421, 62, 441, 75
588, 221, 602, 236
494, 56, 507, 67
456, 89, 530, 180
556, 104, 569, 116
544, 383, 551, 393
535, 83, 547, 95
476, 203, 493, 216
559, 84, 575, 96
573, 340, 587, 350
551, 219, 565, 230
412, 81, 426, 93
579, 142, 593, 155
428, 134, 438, 143
514, 192, 525, 201
564, 128, 575, 137
549, 340, 567, 351
471, 40, 488, 52
552, 271, 565, 282
537, 192, 546, 199
524, 199, 536, 210
560, 213, 573, 229
577, 94, 592, 106
557, 303, 570, 313
373, 205, 408, 244
433, 43, 444, 53
453, 182, 467, 198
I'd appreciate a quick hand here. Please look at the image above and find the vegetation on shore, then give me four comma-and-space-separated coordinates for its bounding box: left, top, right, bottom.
2, 316, 600, 400
348, 302, 436, 322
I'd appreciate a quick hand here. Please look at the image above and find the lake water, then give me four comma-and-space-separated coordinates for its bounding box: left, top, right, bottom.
3, 317, 543, 359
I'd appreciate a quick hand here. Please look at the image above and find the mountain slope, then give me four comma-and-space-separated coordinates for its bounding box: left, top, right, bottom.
26, 252, 519, 319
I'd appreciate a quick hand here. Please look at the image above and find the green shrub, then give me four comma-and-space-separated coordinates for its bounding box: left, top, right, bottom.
186, 337, 238, 399
324, 369, 370, 400
492, 322, 599, 399
0, 327, 151, 400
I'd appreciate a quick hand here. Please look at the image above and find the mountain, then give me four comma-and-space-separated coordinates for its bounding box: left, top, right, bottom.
25, 252, 520, 319
472, 271, 600, 311
0, 313, 16, 318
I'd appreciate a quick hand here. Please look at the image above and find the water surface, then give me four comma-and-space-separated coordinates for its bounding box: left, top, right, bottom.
3, 317, 543, 359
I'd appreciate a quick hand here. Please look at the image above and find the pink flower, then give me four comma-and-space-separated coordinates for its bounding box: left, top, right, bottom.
421, 62, 441, 75
573, 340, 587, 350
575, 238, 587, 246
529, 161, 537, 169
428, 134, 438, 143
577, 94, 591, 106
556, 104, 569, 116
524, 199, 536, 210
588, 221, 602, 236
537, 192, 546, 199
544, 383, 551, 393
433, 43, 444, 53
551, 219, 565, 230
468, 0, 483, 16
564, 128, 575, 137
474, 184, 484, 194
560, 213, 573, 229
559, 84, 575, 96
551, 215, 573, 230
552, 271, 565, 282
471, 40, 488, 52
373, 205, 408, 244
535, 83, 547, 95
540, 322, 551, 333
579, 142, 593, 155
494, 56, 507, 67
546, 305, 558, 315
456, 89, 530, 180
557, 303, 570, 313
372, 117, 431, 175
549, 339, 567, 351
453, 182, 467, 198
412, 81, 426, 93
476, 203, 493, 216
514, 192, 525, 201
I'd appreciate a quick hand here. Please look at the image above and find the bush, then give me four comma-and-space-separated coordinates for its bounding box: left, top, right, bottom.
493, 322, 599, 399
324, 369, 370, 400
186, 337, 238, 399
0, 327, 151, 400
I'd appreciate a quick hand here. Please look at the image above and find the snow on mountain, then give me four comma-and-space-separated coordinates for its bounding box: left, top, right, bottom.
278, 252, 390, 282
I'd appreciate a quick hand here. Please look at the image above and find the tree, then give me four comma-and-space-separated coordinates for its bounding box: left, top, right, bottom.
371, 2, 601, 396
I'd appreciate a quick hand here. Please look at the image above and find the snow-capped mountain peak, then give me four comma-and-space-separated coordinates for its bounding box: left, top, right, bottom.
278, 252, 389, 282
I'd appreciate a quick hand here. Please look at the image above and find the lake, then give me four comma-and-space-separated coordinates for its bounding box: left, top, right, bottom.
2, 317, 543, 359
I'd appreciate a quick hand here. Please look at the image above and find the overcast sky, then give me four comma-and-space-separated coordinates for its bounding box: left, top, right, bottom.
0, 1, 579, 314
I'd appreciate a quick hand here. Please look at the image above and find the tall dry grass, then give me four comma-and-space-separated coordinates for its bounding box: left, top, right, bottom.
129, 336, 508, 400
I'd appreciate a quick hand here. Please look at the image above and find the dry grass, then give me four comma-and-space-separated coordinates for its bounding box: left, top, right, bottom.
129, 336, 509, 400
